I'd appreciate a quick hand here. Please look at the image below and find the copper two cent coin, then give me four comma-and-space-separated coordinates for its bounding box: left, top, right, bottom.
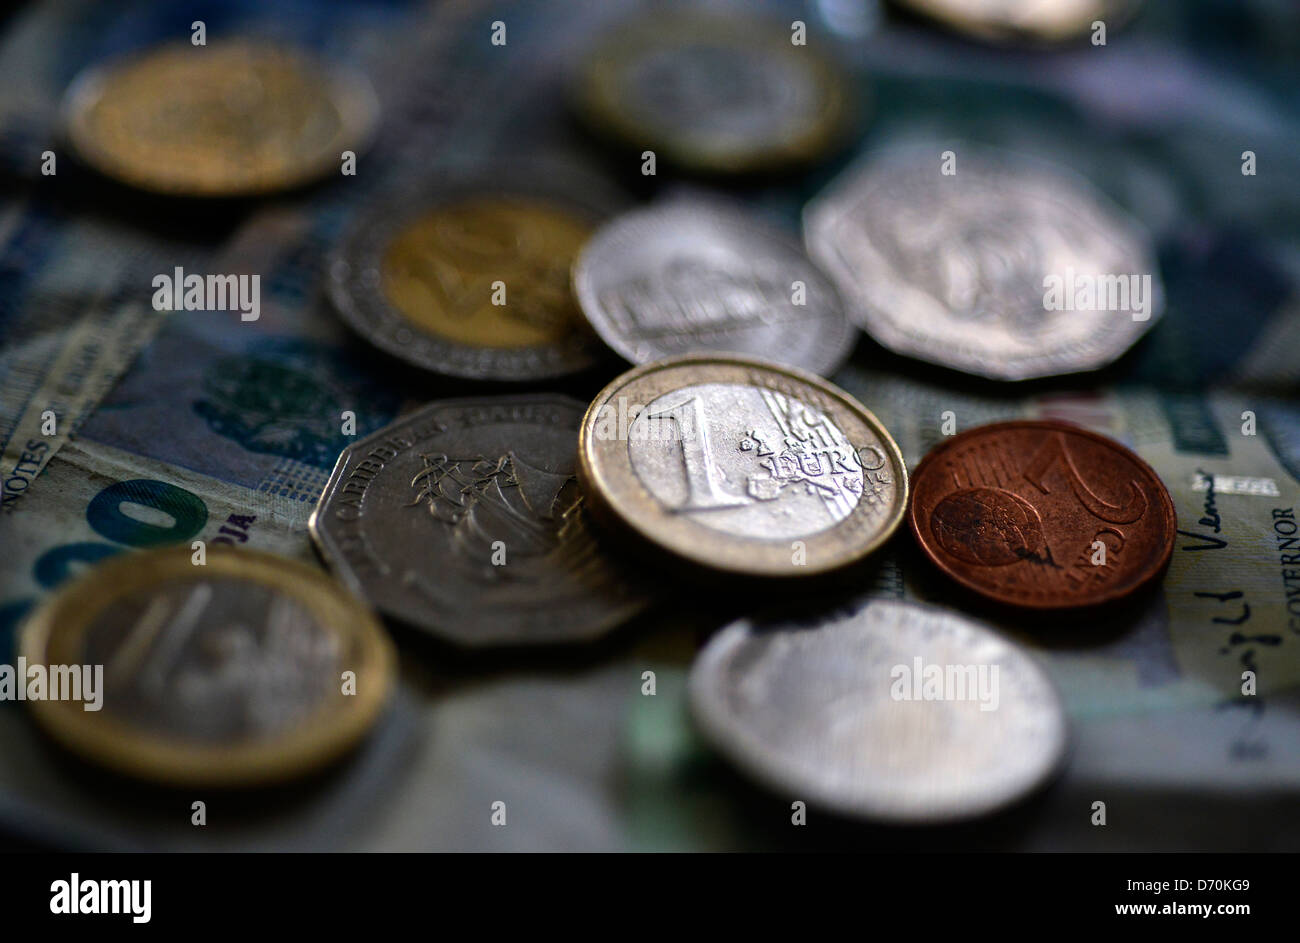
909, 420, 1176, 609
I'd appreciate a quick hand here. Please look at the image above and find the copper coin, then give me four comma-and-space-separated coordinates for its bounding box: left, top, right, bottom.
908, 420, 1175, 609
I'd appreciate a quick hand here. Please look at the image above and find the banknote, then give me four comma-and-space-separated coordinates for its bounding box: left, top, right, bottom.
0, 0, 1297, 851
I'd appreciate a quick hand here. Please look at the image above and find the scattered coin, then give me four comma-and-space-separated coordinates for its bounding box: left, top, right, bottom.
574, 201, 856, 377
578, 354, 907, 578
909, 420, 1176, 608
574, 11, 854, 175
891, 0, 1139, 43
689, 597, 1068, 822
804, 143, 1162, 380
311, 395, 651, 646
328, 170, 622, 380
64, 40, 377, 196
18, 546, 395, 787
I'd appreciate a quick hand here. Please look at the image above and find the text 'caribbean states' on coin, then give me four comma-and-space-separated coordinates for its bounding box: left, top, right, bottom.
573, 202, 856, 377
578, 355, 907, 578
328, 172, 626, 381
18, 547, 395, 787
689, 598, 1067, 822
804, 143, 1162, 380
64, 40, 377, 197
909, 420, 1176, 609
574, 11, 854, 175
310, 395, 651, 646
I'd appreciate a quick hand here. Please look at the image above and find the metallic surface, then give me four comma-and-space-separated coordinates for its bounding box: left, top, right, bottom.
311, 395, 651, 646
574, 11, 853, 174
689, 597, 1068, 822
909, 420, 1177, 608
18, 546, 395, 787
805, 144, 1162, 380
64, 40, 377, 196
578, 354, 907, 577
328, 173, 621, 380
573, 201, 856, 377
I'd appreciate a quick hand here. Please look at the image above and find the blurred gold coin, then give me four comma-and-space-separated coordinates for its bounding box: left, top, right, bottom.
64, 40, 377, 196
19, 546, 395, 787
381, 197, 592, 349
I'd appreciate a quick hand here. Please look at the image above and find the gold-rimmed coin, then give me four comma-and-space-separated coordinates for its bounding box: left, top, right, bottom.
64, 40, 377, 196
19, 546, 395, 787
574, 12, 854, 175
578, 354, 907, 578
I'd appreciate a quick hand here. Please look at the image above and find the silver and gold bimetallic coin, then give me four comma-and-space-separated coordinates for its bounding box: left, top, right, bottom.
690, 598, 1068, 823
573, 201, 856, 377
574, 11, 855, 175
578, 354, 907, 578
311, 395, 651, 646
891, 0, 1139, 44
64, 40, 377, 196
19, 547, 395, 787
804, 143, 1162, 381
328, 172, 623, 380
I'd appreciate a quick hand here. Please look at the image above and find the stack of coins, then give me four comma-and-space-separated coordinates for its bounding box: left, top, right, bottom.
28, 3, 1180, 829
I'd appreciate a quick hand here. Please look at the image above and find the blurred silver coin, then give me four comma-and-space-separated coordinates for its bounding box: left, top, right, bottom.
328, 168, 624, 382
575, 11, 854, 174
574, 202, 856, 377
689, 597, 1067, 822
804, 144, 1162, 381
310, 395, 650, 647
891, 0, 1140, 44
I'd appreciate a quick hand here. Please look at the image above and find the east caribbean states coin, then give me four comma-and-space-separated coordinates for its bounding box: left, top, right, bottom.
18, 546, 395, 787
578, 354, 907, 579
64, 40, 377, 197
689, 597, 1068, 823
573, 201, 856, 377
573, 11, 855, 175
804, 143, 1163, 380
310, 395, 651, 646
890, 0, 1139, 44
908, 420, 1176, 609
328, 171, 623, 381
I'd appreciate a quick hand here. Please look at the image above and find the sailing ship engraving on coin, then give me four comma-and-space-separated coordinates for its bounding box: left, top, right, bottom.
573, 202, 856, 376
689, 598, 1068, 823
311, 395, 650, 645
578, 355, 907, 577
64, 40, 377, 196
329, 170, 624, 380
574, 11, 853, 174
18, 547, 395, 786
804, 144, 1162, 380
909, 420, 1177, 608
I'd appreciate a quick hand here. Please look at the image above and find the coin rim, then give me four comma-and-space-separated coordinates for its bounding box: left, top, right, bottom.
326, 166, 626, 381
572, 199, 858, 377
907, 419, 1178, 609
62, 40, 379, 198
688, 597, 1070, 823
18, 546, 396, 787
309, 393, 653, 645
574, 12, 854, 175
577, 352, 908, 577
803, 142, 1164, 381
